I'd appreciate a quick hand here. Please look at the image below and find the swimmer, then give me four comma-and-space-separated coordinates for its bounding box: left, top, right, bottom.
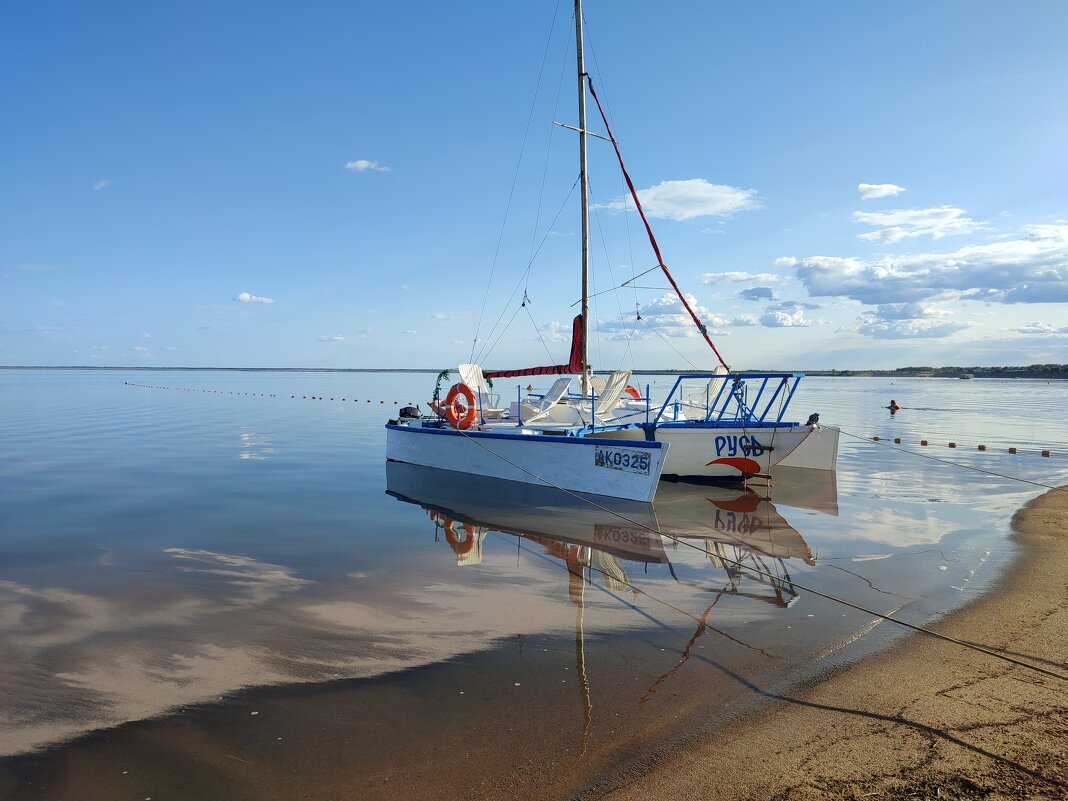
888, 399, 901, 413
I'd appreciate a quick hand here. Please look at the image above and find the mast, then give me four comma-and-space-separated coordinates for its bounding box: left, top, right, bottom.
575, 0, 591, 396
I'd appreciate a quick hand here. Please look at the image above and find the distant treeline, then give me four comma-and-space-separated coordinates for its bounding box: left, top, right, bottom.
630, 364, 1068, 379
800, 364, 1068, 379
4, 364, 1067, 378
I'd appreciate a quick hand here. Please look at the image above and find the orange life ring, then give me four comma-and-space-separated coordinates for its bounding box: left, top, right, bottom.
624, 385, 641, 399
443, 383, 478, 430
444, 520, 477, 555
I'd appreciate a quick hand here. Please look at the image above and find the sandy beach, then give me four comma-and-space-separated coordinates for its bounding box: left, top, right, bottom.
592, 486, 1068, 800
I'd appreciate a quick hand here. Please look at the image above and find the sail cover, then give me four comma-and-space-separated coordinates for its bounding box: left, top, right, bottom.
484, 315, 583, 379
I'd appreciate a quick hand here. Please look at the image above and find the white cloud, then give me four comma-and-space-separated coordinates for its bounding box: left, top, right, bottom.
856, 316, 968, 339
731, 315, 759, 326
858, 183, 906, 200
142, 332, 151, 339
598, 179, 760, 221
432, 311, 467, 320
871, 303, 951, 321
93, 179, 110, 191
700, 271, 779, 284
760, 301, 811, 328
537, 320, 574, 344
598, 293, 727, 339
774, 257, 798, 268
317, 334, 344, 342
400, 329, 417, 335
854, 206, 986, 243
234, 292, 274, 304
345, 159, 391, 172
851, 302, 966, 340
1016, 321, 1068, 336
788, 224, 1068, 306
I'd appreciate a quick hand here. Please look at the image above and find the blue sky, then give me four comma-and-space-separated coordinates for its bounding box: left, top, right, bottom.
2, 0, 1066, 370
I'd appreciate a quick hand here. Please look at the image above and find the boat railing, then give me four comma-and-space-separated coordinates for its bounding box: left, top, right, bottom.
651, 372, 805, 427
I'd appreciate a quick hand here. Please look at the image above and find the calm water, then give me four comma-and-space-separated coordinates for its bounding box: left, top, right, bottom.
1, 369, 1065, 798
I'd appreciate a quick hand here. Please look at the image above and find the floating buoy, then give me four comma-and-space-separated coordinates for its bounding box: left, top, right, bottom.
948, 442, 957, 448
920, 440, 928, 446
978, 444, 986, 451
873, 436, 880, 441
1009, 447, 1018, 454
894, 437, 901, 444
1042, 450, 1051, 458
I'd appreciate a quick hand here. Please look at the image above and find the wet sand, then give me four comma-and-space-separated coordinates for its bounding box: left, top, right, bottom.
594, 486, 1068, 800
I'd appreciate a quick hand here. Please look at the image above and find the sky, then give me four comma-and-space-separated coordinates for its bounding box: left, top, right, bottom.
2, 0, 1066, 370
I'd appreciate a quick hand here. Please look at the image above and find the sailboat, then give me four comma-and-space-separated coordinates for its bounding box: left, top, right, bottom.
384, 0, 669, 503
386, 0, 838, 494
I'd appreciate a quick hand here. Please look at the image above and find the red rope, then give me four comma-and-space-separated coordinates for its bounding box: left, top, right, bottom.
585, 76, 730, 371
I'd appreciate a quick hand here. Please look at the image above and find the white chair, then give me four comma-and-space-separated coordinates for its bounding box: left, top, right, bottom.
685, 365, 730, 413
588, 369, 632, 422
518, 377, 573, 424
457, 363, 505, 420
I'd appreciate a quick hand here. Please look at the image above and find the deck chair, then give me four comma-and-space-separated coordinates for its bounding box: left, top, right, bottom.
588, 369, 632, 422
685, 365, 730, 414
518, 376, 572, 424
457, 364, 505, 420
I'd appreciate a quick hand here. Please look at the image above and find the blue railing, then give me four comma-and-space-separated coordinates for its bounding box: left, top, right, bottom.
651, 372, 805, 427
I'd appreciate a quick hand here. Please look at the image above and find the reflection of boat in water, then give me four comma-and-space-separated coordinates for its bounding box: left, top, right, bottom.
386, 461, 824, 750
386, 462, 823, 607
386, 461, 668, 565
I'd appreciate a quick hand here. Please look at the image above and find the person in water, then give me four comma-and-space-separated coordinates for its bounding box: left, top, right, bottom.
888, 399, 901, 413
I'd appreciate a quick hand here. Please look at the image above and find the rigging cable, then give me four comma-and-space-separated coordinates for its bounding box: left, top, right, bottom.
470, 1, 565, 365
580, 16, 642, 374
524, 300, 559, 365
637, 316, 700, 370
584, 75, 731, 371
474, 179, 576, 367
441, 423, 1068, 683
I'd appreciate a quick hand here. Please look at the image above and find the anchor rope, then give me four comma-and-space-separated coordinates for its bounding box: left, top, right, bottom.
437, 422, 1068, 682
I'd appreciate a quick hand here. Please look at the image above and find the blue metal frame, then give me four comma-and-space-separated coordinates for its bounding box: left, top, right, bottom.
651, 372, 805, 429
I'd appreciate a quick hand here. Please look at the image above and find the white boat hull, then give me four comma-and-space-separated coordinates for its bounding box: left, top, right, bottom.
590, 423, 839, 479
385, 422, 668, 503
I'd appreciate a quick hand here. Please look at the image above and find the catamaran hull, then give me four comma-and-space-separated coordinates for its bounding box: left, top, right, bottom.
385, 423, 668, 502
655, 425, 808, 478
591, 423, 838, 479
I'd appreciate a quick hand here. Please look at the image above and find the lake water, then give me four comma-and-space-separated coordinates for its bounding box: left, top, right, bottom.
1, 369, 1065, 799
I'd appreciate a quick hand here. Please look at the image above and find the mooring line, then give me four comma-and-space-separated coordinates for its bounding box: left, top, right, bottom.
837, 428, 1066, 492
124, 381, 414, 406
442, 424, 1068, 682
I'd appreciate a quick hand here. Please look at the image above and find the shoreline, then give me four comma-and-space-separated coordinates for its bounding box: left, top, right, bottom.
593, 486, 1068, 800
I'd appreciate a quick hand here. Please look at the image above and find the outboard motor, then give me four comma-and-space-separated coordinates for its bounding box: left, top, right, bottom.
399, 404, 421, 419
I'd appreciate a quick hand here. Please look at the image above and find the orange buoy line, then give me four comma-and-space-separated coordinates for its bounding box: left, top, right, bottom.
123, 381, 413, 406
868, 431, 1057, 458
841, 429, 1065, 492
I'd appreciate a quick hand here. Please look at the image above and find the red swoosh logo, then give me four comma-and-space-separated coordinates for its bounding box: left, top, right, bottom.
708, 494, 761, 513
705, 456, 761, 475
